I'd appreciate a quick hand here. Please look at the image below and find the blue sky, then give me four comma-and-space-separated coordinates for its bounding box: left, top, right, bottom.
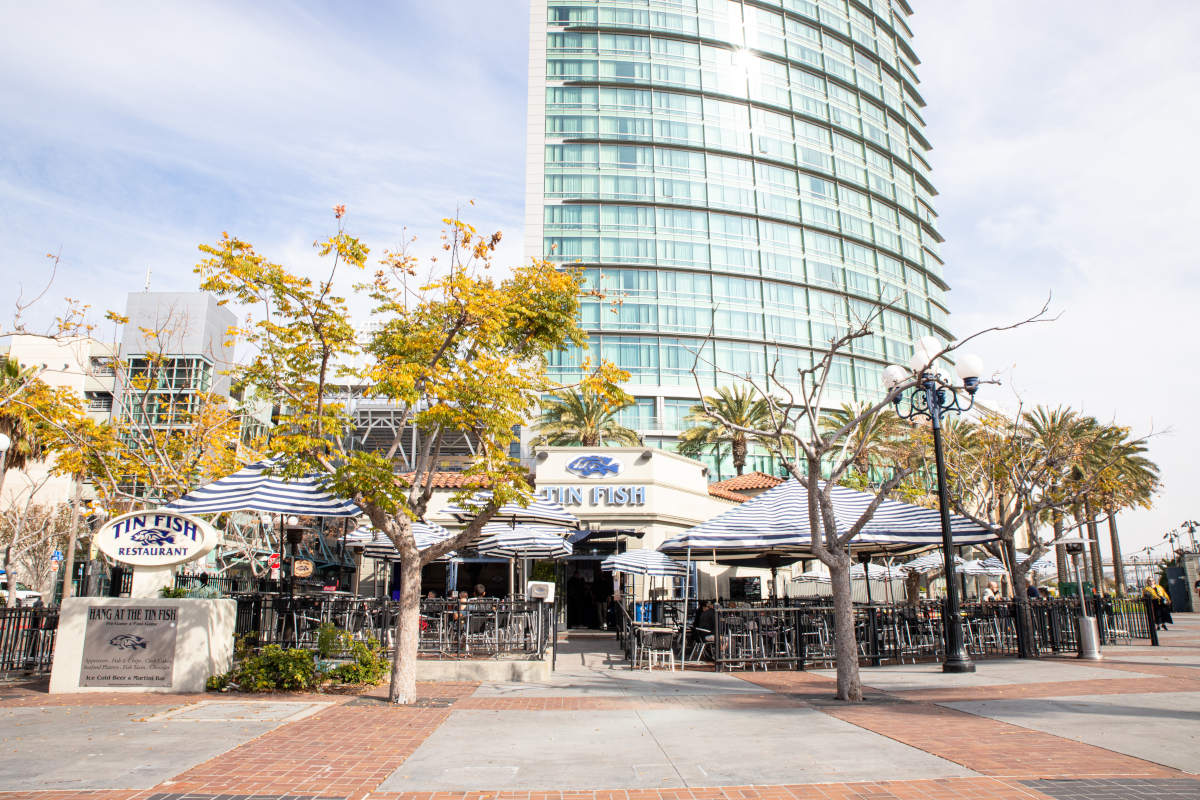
2, 1, 1197, 557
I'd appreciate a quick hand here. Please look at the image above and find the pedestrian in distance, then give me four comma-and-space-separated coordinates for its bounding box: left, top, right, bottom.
1143, 580, 1172, 630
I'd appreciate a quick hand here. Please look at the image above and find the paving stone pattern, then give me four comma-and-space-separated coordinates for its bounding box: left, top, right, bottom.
147, 795, 346, 800
1023, 778, 1200, 799
2, 619, 1199, 800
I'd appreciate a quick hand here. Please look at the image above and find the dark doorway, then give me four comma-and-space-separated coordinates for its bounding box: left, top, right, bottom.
564, 559, 613, 629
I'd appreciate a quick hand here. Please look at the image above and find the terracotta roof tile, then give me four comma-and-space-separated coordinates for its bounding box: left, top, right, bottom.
399, 472, 491, 489
710, 471, 785, 492
708, 485, 750, 503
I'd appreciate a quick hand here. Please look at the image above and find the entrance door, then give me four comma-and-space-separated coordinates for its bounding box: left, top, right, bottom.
564, 559, 613, 629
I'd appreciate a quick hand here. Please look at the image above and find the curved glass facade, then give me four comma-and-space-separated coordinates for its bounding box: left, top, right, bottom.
525, 0, 950, 468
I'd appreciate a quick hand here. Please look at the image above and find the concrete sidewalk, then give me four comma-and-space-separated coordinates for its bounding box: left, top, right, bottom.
0, 615, 1197, 800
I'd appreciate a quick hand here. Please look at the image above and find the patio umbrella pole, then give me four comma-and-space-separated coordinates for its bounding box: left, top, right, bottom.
713, 548, 719, 605
679, 546, 691, 665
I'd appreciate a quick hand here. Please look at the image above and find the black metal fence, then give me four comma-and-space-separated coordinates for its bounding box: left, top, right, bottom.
689, 596, 1161, 671
174, 573, 251, 597
233, 595, 555, 661
417, 599, 555, 660
0, 606, 59, 677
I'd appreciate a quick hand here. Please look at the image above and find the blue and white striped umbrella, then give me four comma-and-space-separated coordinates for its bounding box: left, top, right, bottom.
163, 460, 359, 517
473, 524, 573, 559
980, 553, 1055, 575
443, 491, 579, 529
349, 521, 455, 562
962, 559, 1007, 577
601, 549, 687, 578
899, 552, 965, 573
659, 478, 993, 558
850, 562, 906, 581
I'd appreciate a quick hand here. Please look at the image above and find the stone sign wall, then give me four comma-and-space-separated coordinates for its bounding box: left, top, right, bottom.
80, 605, 179, 688
50, 597, 235, 694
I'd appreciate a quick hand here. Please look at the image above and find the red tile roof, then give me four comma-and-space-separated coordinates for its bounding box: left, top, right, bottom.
708, 485, 750, 503
399, 472, 492, 489
710, 471, 785, 492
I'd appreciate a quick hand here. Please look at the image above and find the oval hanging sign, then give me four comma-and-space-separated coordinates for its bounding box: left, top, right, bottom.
95, 510, 219, 567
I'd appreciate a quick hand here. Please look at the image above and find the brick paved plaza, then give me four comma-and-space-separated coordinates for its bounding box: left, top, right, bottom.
1, 616, 1197, 800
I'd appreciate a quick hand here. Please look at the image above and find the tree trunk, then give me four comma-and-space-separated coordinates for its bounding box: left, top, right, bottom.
1053, 511, 1069, 586
732, 435, 746, 476
1005, 537, 1036, 659
4, 546, 15, 607
1107, 512, 1126, 595
387, 555, 423, 704
904, 571, 922, 605
60, 478, 84, 602
1083, 497, 1103, 589
827, 555, 861, 702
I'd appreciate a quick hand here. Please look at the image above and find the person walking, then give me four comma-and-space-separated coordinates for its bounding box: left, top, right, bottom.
1143, 580, 1173, 630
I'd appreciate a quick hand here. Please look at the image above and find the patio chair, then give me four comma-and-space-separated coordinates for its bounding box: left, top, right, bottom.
689, 627, 714, 662
643, 629, 676, 671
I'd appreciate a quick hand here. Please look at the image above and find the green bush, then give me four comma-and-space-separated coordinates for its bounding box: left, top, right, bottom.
207, 629, 389, 693
159, 586, 190, 598
229, 645, 320, 692
316, 622, 353, 659
326, 637, 390, 686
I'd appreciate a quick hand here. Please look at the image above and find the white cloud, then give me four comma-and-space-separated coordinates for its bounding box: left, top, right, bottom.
0, 0, 530, 326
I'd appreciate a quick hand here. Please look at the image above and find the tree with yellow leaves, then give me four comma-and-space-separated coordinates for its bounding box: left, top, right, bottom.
197, 209, 624, 704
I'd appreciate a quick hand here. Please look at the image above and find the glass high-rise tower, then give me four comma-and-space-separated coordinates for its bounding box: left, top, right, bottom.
526, 0, 950, 475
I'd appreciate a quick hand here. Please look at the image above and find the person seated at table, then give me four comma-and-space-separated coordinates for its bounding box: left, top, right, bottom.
426, 590, 438, 600
473, 583, 487, 599
693, 600, 716, 637
982, 581, 1000, 601
448, 590, 469, 622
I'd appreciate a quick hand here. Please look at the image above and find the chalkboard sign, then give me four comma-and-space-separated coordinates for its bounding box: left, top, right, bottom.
728, 577, 761, 602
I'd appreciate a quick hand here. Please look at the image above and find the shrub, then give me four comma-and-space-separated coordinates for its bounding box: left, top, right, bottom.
159, 586, 190, 598
326, 637, 390, 686
316, 622, 353, 659
228, 645, 320, 692
207, 629, 389, 693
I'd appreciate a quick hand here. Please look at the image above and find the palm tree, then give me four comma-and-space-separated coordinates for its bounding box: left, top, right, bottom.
1088, 426, 1159, 593
0, 357, 45, 473
531, 388, 641, 448
820, 402, 910, 481
677, 385, 772, 476
1022, 406, 1083, 585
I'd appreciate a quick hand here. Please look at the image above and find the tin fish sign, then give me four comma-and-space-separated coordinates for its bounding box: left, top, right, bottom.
566, 454, 624, 478
95, 510, 219, 567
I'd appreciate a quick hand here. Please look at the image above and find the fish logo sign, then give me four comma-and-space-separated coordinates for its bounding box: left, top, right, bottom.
566, 455, 623, 478
108, 634, 148, 651
130, 529, 175, 547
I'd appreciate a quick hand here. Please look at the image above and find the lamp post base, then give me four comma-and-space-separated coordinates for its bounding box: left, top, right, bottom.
943, 655, 977, 673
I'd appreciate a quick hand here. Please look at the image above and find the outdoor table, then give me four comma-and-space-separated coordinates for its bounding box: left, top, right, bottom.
631, 624, 676, 669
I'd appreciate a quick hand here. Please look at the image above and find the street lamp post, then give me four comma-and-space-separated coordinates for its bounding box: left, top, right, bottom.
882, 337, 983, 673
1182, 521, 1199, 552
